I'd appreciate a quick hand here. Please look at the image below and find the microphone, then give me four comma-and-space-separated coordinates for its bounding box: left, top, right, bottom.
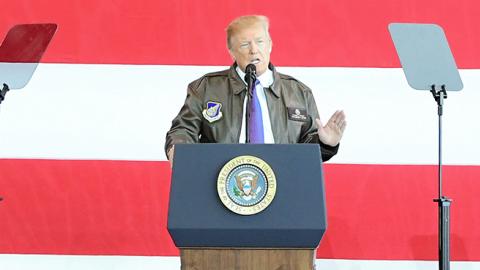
244, 64, 257, 143
244, 64, 257, 85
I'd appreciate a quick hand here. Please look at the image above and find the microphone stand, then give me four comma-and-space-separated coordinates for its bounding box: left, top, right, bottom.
244, 64, 256, 143
0, 83, 10, 105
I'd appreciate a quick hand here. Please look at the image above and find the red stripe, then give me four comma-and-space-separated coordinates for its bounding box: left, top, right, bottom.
319, 164, 480, 260
1, 0, 479, 67
0, 159, 479, 260
0, 159, 177, 256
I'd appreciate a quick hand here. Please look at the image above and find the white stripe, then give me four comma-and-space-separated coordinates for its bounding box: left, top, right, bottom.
0, 64, 479, 165
0, 254, 478, 270
283, 67, 480, 165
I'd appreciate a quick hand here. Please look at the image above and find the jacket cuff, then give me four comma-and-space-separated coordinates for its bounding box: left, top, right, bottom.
320, 142, 339, 162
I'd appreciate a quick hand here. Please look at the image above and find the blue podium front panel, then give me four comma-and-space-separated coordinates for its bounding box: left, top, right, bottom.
167, 144, 327, 248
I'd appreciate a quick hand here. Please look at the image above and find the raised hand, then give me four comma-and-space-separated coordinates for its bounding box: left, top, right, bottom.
315, 110, 346, 146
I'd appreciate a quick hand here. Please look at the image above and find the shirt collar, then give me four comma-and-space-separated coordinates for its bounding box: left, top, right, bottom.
235, 66, 274, 87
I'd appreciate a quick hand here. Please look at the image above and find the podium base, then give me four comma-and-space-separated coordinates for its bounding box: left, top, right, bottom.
180, 248, 315, 270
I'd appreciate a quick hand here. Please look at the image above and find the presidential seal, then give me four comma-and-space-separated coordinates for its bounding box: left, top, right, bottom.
217, 155, 276, 215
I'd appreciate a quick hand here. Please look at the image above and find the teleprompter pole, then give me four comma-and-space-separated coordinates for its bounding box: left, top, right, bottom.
430, 84, 451, 270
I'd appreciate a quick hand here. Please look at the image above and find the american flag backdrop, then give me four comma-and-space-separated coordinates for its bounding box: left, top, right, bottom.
0, 1, 479, 269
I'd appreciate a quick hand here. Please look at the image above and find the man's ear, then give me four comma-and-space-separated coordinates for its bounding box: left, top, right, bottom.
228, 49, 235, 61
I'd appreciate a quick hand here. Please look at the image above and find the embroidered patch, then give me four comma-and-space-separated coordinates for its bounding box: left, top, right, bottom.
202, 101, 223, 123
287, 107, 308, 122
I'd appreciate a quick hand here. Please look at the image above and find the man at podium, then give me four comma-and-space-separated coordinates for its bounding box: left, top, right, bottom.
165, 15, 346, 164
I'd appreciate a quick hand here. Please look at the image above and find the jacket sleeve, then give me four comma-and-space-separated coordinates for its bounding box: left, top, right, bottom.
298, 87, 339, 162
164, 80, 204, 157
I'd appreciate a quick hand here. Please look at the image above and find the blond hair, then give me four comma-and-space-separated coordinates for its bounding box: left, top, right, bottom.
226, 15, 270, 50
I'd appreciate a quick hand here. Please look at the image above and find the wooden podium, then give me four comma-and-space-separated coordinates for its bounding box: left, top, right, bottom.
180, 249, 314, 270
168, 144, 327, 270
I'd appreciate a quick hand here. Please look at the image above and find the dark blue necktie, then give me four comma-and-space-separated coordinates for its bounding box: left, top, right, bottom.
248, 80, 264, 143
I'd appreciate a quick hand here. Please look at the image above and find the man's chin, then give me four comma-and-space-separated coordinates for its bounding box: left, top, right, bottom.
238, 62, 267, 75
256, 65, 268, 76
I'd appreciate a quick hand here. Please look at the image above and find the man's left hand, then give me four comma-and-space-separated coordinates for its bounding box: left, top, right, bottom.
315, 110, 347, 146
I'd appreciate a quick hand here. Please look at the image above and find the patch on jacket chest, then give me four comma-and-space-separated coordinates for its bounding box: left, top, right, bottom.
287, 107, 308, 122
202, 101, 223, 123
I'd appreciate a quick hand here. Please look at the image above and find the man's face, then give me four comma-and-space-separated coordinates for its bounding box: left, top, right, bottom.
229, 23, 272, 76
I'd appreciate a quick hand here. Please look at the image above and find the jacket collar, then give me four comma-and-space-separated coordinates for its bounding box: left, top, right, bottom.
230, 62, 281, 98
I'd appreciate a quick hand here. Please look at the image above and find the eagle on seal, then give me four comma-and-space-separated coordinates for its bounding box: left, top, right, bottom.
235, 170, 258, 196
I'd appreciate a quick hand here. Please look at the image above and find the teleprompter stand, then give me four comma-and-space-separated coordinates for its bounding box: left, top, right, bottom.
0, 24, 56, 203
389, 23, 464, 270
430, 84, 452, 270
